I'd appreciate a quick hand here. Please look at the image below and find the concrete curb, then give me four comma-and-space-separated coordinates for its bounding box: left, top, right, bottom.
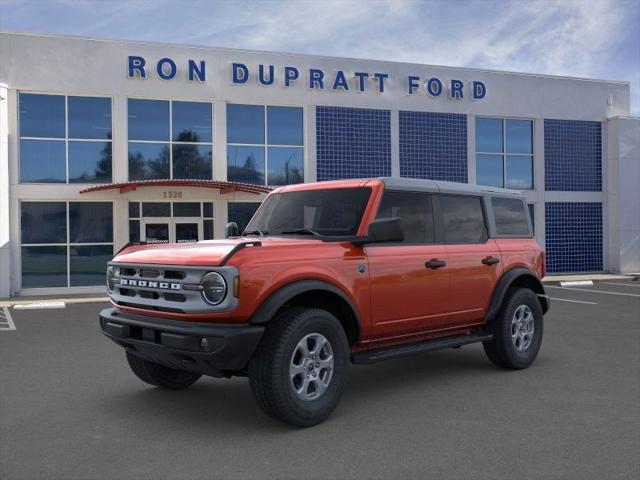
0, 297, 109, 308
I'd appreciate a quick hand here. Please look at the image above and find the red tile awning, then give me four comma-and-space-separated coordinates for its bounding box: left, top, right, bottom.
79, 179, 272, 195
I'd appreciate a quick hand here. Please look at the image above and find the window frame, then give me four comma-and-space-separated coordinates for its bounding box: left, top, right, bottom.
475, 116, 534, 190
226, 102, 306, 186
19, 200, 115, 289
487, 195, 534, 238
373, 189, 438, 245
127, 98, 214, 181
437, 193, 490, 245
18, 92, 114, 184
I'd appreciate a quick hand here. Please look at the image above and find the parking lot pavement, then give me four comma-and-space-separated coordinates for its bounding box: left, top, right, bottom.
1, 281, 639, 480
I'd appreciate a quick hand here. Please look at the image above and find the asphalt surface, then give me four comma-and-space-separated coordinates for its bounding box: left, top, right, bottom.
1, 280, 639, 480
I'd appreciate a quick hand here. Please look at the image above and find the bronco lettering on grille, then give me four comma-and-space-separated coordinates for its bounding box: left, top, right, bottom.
119, 278, 181, 290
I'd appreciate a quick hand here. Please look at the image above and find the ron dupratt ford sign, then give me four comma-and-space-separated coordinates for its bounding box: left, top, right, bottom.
127, 56, 487, 100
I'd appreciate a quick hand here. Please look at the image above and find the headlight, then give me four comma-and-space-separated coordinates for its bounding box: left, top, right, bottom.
106, 266, 116, 292
201, 272, 227, 305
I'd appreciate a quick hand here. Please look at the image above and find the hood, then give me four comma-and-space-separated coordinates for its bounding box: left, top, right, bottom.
112, 237, 320, 267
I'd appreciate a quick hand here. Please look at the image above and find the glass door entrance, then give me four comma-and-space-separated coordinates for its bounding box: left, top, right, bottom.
142, 219, 202, 244
144, 221, 170, 244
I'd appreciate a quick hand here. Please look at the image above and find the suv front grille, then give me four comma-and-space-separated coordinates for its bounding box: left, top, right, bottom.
108, 262, 238, 314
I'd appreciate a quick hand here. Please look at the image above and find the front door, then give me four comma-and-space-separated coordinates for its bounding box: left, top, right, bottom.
143, 220, 170, 244
142, 219, 202, 243
367, 191, 453, 341
174, 219, 202, 243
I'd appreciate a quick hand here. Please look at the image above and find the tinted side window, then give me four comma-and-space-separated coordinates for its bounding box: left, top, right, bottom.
492, 197, 531, 236
440, 195, 487, 244
376, 191, 434, 243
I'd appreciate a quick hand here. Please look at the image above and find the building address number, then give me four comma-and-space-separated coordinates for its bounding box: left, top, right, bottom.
163, 191, 183, 199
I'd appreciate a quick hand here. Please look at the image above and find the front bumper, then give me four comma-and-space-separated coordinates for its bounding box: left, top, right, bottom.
99, 307, 264, 377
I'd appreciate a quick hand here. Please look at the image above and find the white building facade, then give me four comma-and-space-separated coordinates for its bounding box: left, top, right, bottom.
0, 32, 638, 297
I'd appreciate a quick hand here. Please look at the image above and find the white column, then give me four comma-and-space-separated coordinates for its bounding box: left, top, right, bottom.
0, 83, 10, 297
112, 95, 128, 183
390, 109, 400, 177
305, 105, 317, 182
607, 117, 640, 273
214, 101, 227, 181
466, 115, 475, 184
533, 118, 546, 249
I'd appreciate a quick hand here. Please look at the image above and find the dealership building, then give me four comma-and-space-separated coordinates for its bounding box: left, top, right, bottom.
0, 31, 638, 297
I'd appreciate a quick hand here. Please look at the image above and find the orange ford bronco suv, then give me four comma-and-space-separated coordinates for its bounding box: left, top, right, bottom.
100, 178, 549, 426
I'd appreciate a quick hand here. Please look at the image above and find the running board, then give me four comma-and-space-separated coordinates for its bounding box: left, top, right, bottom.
351, 332, 493, 365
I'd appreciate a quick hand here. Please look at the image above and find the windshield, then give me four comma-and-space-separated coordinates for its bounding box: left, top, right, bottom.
245, 187, 372, 237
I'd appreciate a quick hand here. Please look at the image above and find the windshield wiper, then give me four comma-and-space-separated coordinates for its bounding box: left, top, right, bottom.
280, 228, 322, 238
243, 229, 268, 237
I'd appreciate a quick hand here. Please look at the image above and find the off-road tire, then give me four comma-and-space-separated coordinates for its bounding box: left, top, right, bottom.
126, 351, 201, 389
249, 307, 349, 427
483, 287, 544, 369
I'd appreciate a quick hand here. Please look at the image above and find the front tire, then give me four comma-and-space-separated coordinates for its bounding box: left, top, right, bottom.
483, 288, 544, 369
126, 351, 201, 389
249, 308, 349, 427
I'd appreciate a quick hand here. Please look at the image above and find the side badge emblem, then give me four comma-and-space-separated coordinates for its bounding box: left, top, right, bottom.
358, 264, 366, 274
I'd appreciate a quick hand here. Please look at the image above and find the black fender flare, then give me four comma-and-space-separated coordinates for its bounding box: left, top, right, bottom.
249, 279, 362, 333
485, 268, 549, 323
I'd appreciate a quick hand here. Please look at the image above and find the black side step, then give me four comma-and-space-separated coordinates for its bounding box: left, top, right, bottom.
351, 332, 493, 365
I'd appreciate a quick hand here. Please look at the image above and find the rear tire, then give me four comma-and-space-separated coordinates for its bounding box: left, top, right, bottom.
126, 351, 201, 389
483, 287, 544, 369
249, 307, 349, 427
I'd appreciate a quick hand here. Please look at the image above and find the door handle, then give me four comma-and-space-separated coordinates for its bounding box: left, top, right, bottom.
425, 259, 447, 269
482, 256, 500, 266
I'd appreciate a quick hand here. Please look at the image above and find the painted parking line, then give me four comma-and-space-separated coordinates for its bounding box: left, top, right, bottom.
546, 286, 640, 297
0, 306, 16, 331
550, 297, 598, 305
600, 282, 640, 288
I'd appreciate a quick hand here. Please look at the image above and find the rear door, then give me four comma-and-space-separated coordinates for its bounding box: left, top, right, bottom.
439, 194, 503, 325
367, 190, 452, 340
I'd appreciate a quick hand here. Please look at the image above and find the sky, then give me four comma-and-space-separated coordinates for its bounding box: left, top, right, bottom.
1, 0, 639, 114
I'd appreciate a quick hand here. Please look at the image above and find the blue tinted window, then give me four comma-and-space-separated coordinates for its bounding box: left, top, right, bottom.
19, 93, 65, 138
128, 99, 169, 141
172, 144, 212, 179
506, 155, 533, 189
506, 120, 532, 154
228, 202, 261, 233
21, 246, 68, 288
476, 154, 503, 187
21, 202, 67, 244
203, 220, 214, 240
227, 145, 265, 184
203, 202, 213, 218
129, 220, 140, 242
173, 102, 212, 143
68, 141, 112, 183
476, 118, 503, 153
267, 106, 303, 145
142, 203, 171, 217
267, 147, 303, 185
128, 142, 170, 180
70, 245, 113, 286
68, 96, 112, 139
227, 104, 264, 144
69, 202, 113, 243
20, 139, 66, 183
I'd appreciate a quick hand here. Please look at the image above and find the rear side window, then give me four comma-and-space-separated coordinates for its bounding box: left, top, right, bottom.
376, 191, 434, 243
440, 195, 488, 244
492, 197, 531, 236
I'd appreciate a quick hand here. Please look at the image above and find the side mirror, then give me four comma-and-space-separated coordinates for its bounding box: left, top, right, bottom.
225, 222, 239, 238
364, 217, 404, 243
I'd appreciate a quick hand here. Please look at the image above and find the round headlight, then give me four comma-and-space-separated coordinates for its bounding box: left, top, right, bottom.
106, 266, 116, 292
201, 272, 227, 305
